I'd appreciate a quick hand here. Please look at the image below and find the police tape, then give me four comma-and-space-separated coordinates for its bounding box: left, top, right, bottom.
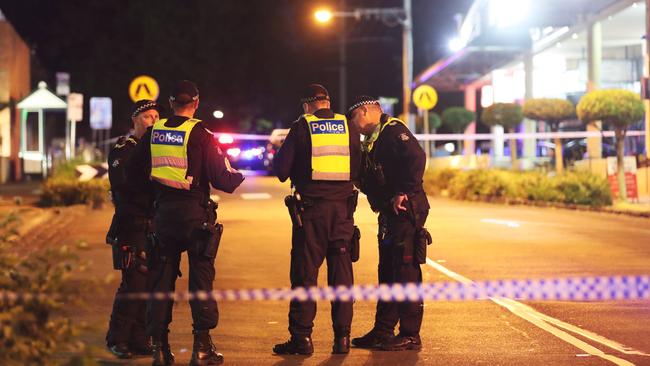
2, 275, 650, 303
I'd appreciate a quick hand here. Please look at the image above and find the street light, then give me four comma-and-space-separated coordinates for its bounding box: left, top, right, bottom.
315, 9, 333, 24
311, 0, 413, 126
213, 110, 224, 119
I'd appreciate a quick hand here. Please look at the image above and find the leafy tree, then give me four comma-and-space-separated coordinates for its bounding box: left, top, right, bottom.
481, 103, 523, 169
577, 89, 644, 201
442, 107, 475, 154
523, 98, 575, 173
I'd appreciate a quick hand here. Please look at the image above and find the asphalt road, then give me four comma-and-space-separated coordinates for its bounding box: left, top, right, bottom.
67, 174, 650, 365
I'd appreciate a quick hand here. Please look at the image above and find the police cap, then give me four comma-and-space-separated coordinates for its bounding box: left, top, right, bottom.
170, 80, 199, 105
300, 83, 330, 103
131, 99, 164, 119
347, 95, 380, 115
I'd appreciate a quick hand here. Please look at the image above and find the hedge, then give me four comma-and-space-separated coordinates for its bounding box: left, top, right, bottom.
425, 168, 612, 207
40, 178, 110, 207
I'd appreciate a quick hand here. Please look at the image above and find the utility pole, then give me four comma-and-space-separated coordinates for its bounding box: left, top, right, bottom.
402, 0, 413, 127
339, 0, 347, 113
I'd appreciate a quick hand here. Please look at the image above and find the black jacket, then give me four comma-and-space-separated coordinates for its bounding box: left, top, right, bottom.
108, 135, 153, 218
273, 108, 360, 200
362, 114, 430, 210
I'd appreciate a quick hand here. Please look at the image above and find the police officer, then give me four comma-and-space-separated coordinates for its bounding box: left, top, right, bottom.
272, 84, 361, 355
128, 80, 244, 366
106, 99, 162, 359
347, 96, 431, 351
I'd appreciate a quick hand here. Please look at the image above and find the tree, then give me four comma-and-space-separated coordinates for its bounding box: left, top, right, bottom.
481, 103, 523, 170
577, 89, 644, 201
442, 107, 474, 155
523, 98, 575, 173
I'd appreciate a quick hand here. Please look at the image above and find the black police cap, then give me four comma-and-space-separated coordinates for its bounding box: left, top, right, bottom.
170, 80, 199, 105
347, 95, 380, 114
300, 83, 330, 103
131, 99, 163, 119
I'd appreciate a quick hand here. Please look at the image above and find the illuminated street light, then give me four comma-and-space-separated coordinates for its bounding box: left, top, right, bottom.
448, 37, 464, 52
213, 110, 224, 119
314, 9, 333, 23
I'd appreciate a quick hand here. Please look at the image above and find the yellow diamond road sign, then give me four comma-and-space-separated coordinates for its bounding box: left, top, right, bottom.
129, 75, 159, 102
413, 85, 438, 110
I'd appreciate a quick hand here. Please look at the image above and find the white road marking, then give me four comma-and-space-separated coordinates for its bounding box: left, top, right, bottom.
425, 258, 646, 365
210, 194, 221, 202
481, 218, 520, 228
241, 193, 272, 200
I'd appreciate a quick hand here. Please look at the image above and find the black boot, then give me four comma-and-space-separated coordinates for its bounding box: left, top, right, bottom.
190, 330, 224, 366
107, 342, 132, 359
351, 329, 394, 349
273, 336, 314, 355
380, 334, 422, 351
332, 335, 350, 354
151, 331, 174, 366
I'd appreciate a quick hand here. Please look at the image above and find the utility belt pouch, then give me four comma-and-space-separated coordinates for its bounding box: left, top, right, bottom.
351, 226, 361, 262
111, 243, 122, 270
201, 222, 223, 259
414, 227, 433, 264
284, 195, 303, 228
145, 232, 160, 270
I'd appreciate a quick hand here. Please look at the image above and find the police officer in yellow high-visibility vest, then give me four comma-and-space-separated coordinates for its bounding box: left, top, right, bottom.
128, 80, 244, 366
272, 84, 361, 355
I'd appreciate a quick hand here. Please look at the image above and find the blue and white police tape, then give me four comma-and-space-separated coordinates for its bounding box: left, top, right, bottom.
2, 275, 650, 303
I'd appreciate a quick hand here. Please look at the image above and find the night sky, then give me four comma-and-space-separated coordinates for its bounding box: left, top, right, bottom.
1, 0, 472, 136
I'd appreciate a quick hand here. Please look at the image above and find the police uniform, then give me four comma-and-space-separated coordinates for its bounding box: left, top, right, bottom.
128, 80, 244, 366
349, 96, 431, 351
272, 84, 361, 355
105, 100, 161, 359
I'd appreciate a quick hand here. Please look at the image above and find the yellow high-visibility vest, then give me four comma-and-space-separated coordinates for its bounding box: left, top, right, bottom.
305, 113, 351, 181
150, 118, 200, 190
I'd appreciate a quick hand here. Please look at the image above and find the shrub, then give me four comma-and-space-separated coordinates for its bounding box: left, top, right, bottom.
0, 213, 89, 365
425, 169, 612, 207
40, 178, 110, 207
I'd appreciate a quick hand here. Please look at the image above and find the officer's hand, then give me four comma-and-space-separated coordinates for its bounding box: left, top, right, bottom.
224, 157, 240, 174
391, 194, 408, 215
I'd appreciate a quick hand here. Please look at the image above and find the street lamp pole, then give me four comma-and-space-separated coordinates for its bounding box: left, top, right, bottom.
339, 0, 347, 113
314, 3, 413, 124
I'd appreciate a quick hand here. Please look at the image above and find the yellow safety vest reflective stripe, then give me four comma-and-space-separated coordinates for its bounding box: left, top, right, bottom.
305, 113, 351, 181
150, 118, 200, 190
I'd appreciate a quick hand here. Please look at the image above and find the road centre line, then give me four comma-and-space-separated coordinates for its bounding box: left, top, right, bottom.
241, 193, 272, 200
425, 258, 647, 365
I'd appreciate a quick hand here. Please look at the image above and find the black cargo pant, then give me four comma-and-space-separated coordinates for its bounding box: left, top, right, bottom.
106, 220, 150, 347
146, 208, 218, 338
372, 207, 429, 337
288, 198, 354, 338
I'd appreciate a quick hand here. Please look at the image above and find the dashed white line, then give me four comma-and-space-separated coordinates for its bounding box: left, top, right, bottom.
480, 218, 521, 228
425, 258, 646, 365
241, 193, 272, 200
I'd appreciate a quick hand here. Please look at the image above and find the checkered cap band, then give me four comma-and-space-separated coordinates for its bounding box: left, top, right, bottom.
347, 99, 380, 114
131, 102, 159, 119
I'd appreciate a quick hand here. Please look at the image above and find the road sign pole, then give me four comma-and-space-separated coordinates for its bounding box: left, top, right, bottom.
423, 108, 430, 168
70, 120, 76, 158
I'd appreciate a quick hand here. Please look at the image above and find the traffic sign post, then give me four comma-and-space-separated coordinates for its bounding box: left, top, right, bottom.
129, 75, 159, 102
66, 93, 83, 159
412, 85, 438, 163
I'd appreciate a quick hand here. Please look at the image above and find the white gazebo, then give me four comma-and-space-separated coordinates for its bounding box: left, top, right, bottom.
16, 81, 67, 177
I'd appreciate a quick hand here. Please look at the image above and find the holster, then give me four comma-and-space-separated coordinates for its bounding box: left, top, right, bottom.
347, 190, 359, 219
414, 227, 433, 264
199, 221, 223, 259
146, 232, 161, 271
284, 194, 303, 227
351, 226, 361, 262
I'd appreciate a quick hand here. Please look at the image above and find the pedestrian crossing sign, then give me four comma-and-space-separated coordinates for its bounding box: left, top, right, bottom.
129, 75, 159, 102
413, 85, 438, 110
